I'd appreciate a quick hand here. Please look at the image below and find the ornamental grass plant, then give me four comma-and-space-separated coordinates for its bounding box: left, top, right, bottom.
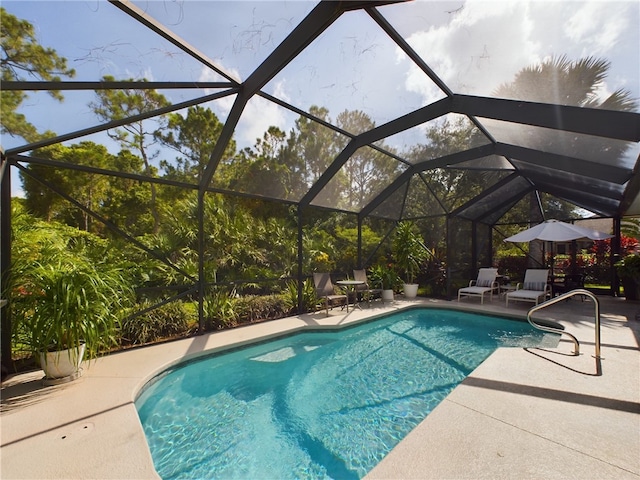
10, 211, 134, 365
18, 258, 133, 361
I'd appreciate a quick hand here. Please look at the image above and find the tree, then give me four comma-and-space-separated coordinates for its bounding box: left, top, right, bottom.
494, 55, 636, 166
408, 117, 488, 215
495, 56, 636, 110
226, 107, 340, 204
22, 142, 112, 232
224, 126, 291, 199
335, 110, 401, 211
494, 55, 637, 267
0, 7, 75, 142
288, 106, 344, 200
90, 75, 169, 233
157, 105, 236, 187
22, 142, 156, 238
100, 150, 156, 237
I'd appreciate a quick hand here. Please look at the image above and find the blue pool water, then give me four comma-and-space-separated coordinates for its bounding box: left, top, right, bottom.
136, 308, 557, 479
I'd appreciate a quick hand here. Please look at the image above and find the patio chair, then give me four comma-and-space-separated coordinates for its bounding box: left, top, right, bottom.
313, 273, 348, 316
457, 268, 499, 304
506, 269, 551, 306
353, 269, 384, 306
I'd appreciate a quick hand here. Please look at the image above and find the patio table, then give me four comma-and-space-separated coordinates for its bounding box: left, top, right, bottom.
336, 280, 365, 312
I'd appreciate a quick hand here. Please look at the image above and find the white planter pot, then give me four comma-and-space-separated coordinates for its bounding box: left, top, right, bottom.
382, 289, 395, 302
403, 283, 419, 299
39, 342, 86, 382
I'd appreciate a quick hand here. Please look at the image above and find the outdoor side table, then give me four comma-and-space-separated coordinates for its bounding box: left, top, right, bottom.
336, 280, 365, 312
500, 284, 517, 298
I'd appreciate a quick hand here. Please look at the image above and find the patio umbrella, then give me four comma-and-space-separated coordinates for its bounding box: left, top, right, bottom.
504, 219, 613, 275
504, 219, 613, 243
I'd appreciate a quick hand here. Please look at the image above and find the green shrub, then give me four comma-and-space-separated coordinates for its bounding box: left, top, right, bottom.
496, 255, 529, 280
203, 288, 238, 330
235, 294, 290, 323
615, 254, 640, 279
284, 279, 317, 313
368, 264, 401, 291
120, 301, 195, 346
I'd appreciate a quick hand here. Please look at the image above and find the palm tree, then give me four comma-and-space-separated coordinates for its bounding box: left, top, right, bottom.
494, 55, 637, 268
494, 55, 636, 159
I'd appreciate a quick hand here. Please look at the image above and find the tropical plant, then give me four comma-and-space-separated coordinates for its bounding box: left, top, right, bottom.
16, 258, 132, 361
392, 221, 430, 284
9, 207, 134, 366
614, 254, 640, 300
203, 288, 238, 329
495, 55, 636, 112
614, 254, 640, 279
621, 218, 640, 241
368, 264, 400, 291
284, 279, 317, 313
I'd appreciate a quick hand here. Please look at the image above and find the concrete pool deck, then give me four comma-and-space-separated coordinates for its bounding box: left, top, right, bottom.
1, 295, 639, 479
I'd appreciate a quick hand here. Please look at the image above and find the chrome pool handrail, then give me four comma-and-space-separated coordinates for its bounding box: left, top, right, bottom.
527, 289, 601, 359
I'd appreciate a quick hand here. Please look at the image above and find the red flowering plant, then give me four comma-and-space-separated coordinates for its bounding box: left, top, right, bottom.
592, 234, 639, 287
591, 234, 639, 262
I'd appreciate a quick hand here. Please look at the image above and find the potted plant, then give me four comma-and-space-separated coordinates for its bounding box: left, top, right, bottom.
392, 221, 430, 299
615, 254, 640, 300
368, 264, 400, 302
14, 258, 132, 384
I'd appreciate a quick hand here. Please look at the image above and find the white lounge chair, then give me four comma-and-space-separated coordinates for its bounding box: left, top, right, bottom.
457, 268, 499, 304
313, 273, 348, 316
506, 269, 551, 306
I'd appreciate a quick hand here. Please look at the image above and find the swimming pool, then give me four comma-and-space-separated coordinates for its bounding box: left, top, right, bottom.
136, 308, 558, 479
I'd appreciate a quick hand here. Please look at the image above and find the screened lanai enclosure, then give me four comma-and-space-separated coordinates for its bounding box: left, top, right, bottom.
1, 1, 640, 367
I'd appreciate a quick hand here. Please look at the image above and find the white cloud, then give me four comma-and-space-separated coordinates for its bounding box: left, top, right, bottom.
271, 79, 291, 105
397, 0, 636, 104
198, 63, 238, 118
199, 64, 241, 93
124, 67, 155, 81
565, 2, 629, 56
402, 0, 541, 104
198, 65, 290, 148
237, 94, 288, 148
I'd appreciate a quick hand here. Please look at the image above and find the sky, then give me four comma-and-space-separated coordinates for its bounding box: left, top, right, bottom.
2, 0, 639, 197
